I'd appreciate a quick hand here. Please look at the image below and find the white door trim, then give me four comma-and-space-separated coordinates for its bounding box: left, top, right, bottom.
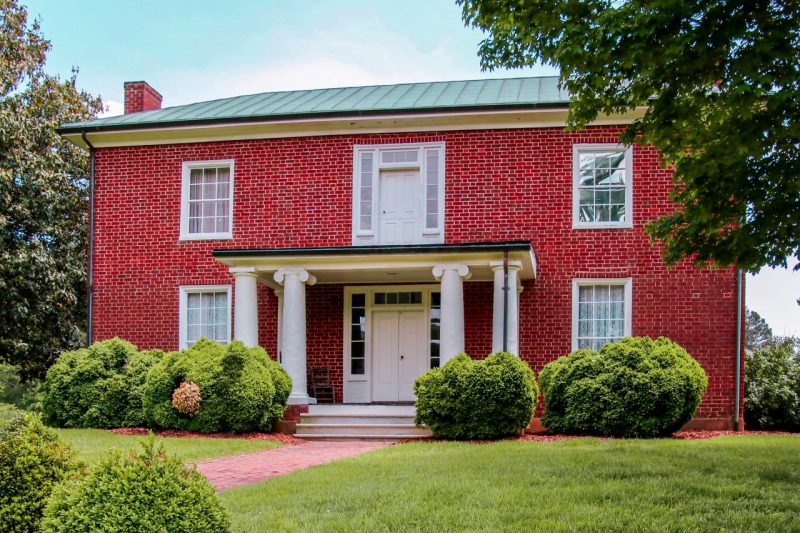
342, 285, 438, 403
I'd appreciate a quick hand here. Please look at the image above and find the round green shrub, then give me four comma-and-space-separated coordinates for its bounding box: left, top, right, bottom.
539, 337, 708, 438
43, 339, 163, 428
41, 437, 229, 533
0, 413, 80, 533
745, 337, 800, 431
142, 339, 290, 433
414, 352, 538, 440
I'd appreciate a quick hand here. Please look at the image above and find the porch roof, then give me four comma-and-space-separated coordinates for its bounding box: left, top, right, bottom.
213, 241, 536, 286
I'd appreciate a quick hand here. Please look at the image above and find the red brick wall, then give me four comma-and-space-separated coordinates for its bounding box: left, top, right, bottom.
90, 126, 742, 421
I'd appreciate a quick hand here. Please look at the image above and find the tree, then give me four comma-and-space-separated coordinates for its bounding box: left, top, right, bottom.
745, 308, 773, 352
459, 0, 800, 272
0, 0, 103, 379
745, 336, 800, 431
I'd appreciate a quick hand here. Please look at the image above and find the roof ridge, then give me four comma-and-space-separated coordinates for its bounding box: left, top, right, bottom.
123, 75, 562, 116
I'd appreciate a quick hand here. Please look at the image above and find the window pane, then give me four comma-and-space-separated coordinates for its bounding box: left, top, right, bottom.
351, 358, 365, 375
431, 292, 441, 306
352, 293, 365, 307
189, 183, 202, 201
351, 325, 365, 341
351, 342, 364, 358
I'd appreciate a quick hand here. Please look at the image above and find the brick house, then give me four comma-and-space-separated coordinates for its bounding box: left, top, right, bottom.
58, 77, 744, 432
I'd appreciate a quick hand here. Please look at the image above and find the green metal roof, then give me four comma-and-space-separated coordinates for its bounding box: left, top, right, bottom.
59, 76, 568, 133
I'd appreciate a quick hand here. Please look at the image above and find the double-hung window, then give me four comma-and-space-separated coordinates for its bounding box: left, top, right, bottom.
179, 286, 231, 349
572, 279, 632, 351
180, 160, 234, 240
573, 145, 632, 228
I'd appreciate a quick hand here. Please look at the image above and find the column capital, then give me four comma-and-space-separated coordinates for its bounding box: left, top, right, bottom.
230, 266, 259, 278
489, 260, 523, 272
432, 263, 471, 281
274, 268, 316, 286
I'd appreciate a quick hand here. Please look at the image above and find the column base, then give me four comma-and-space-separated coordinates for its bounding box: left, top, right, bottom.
287, 392, 311, 405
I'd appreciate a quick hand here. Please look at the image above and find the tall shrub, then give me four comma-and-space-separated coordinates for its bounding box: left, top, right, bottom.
142, 339, 289, 433
414, 352, 538, 440
539, 337, 708, 437
0, 413, 80, 533
745, 337, 800, 431
41, 437, 229, 533
42, 339, 162, 428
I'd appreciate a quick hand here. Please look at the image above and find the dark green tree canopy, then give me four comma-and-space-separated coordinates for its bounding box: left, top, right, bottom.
0, 0, 103, 379
460, 0, 800, 271
746, 308, 773, 352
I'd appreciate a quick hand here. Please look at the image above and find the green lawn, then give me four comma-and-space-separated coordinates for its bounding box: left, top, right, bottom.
56, 428, 282, 464
219, 436, 800, 532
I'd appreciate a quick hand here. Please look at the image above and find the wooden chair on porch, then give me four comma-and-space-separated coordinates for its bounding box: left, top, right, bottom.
310, 367, 335, 404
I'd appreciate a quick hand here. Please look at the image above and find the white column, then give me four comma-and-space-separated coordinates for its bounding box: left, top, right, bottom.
232, 268, 259, 347
433, 264, 471, 363
274, 288, 283, 363
490, 261, 522, 355
274, 268, 316, 404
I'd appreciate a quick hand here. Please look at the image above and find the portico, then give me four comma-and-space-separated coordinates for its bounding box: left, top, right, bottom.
215, 242, 536, 405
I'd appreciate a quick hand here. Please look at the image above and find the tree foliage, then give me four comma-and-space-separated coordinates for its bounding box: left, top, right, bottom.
745, 308, 773, 352
0, 0, 103, 379
460, 0, 800, 272
745, 336, 800, 431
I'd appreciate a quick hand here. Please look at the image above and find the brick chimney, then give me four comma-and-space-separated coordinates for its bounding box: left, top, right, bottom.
124, 81, 162, 114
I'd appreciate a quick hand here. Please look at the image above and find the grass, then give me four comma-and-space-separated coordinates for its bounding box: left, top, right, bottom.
219, 436, 800, 532
55, 428, 282, 464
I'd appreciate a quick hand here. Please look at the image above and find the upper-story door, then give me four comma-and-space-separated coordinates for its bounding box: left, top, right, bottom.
379, 170, 421, 245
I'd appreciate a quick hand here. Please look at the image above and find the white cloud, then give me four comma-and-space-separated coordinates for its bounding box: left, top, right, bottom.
153, 16, 550, 107
100, 99, 124, 117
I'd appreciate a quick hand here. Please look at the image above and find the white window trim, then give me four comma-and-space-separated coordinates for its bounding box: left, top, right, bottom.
179, 159, 235, 241
351, 142, 445, 245
572, 144, 633, 229
571, 278, 632, 351
178, 285, 232, 350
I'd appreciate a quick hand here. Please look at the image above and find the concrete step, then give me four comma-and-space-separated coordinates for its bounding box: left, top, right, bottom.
294, 433, 431, 441
296, 423, 432, 437
307, 404, 416, 417
300, 415, 417, 425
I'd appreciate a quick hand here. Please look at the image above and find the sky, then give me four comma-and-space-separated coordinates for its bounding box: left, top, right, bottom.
23, 0, 800, 337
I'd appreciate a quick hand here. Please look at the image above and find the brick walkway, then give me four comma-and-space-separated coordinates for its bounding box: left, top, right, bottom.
194, 441, 394, 491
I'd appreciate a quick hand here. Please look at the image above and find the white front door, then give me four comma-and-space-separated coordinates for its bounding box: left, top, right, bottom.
379, 170, 421, 245
372, 309, 427, 402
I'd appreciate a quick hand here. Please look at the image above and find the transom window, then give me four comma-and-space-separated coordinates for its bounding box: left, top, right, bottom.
180, 160, 234, 240
572, 145, 632, 229
572, 279, 632, 351
179, 286, 231, 349
352, 143, 445, 246
374, 291, 423, 305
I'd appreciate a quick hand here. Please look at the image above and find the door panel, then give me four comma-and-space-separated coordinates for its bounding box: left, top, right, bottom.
372, 311, 399, 402
398, 310, 427, 402
379, 170, 421, 245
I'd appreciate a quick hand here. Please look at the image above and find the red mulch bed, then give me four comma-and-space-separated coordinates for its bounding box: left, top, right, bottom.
672, 430, 798, 440
515, 430, 798, 441
110, 428, 307, 446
